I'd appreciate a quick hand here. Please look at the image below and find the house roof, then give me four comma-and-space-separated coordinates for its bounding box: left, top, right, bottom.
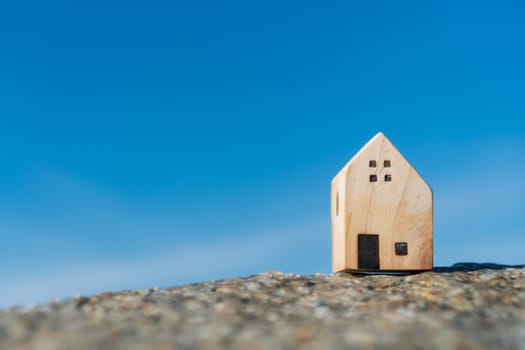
333, 132, 432, 192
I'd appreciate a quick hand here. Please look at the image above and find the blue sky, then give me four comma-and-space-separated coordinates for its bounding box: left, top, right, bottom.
1, 0, 524, 308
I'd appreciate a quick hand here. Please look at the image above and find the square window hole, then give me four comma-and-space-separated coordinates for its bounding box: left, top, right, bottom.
369, 160, 377, 168
384, 160, 391, 167
395, 242, 408, 256
385, 174, 392, 182
369, 174, 378, 182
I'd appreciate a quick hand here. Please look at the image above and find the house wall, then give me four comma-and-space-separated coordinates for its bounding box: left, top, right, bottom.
331, 173, 346, 272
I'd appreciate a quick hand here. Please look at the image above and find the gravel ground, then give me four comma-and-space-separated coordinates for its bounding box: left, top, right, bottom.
0, 263, 524, 350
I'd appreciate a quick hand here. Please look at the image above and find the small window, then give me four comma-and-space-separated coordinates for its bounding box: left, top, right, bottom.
395, 242, 408, 256
369, 160, 377, 168
384, 160, 391, 167
369, 174, 378, 182
385, 174, 392, 182
336, 192, 339, 216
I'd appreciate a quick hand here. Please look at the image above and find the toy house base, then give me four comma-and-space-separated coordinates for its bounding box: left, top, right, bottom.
343, 269, 429, 276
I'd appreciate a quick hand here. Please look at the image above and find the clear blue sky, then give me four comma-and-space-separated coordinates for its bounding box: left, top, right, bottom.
1, 0, 524, 307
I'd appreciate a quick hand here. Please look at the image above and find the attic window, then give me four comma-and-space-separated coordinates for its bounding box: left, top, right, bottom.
369, 160, 377, 168
369, 175, 378, 182
385, 174, 392, 182
384, 160, 391, 167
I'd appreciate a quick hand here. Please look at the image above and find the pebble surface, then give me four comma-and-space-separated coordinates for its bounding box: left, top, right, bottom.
1, 263, 524, 350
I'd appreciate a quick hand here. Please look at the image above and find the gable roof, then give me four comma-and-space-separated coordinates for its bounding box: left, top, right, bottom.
334, 132, 432, 192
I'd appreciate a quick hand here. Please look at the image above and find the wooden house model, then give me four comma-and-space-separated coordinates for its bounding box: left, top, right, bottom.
331, 132, 433, 272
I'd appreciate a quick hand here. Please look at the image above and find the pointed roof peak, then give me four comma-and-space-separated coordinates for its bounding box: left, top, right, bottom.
364, 131, 390, 149
371, 131, 387, 142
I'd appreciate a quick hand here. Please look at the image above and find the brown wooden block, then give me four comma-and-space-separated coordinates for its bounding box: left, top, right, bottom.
331, 132, 433, 272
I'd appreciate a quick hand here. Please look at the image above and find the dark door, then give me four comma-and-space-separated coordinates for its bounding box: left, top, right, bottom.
358, 234, 379, 269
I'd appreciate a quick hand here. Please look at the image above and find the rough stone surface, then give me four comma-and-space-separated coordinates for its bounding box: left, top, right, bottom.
0, 263, 524, 350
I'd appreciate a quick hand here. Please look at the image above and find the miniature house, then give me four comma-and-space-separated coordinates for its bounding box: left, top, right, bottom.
331, 132, 433, 272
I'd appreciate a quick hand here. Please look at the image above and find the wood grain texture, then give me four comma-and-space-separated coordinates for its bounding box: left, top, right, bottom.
331, 132, 433, 272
